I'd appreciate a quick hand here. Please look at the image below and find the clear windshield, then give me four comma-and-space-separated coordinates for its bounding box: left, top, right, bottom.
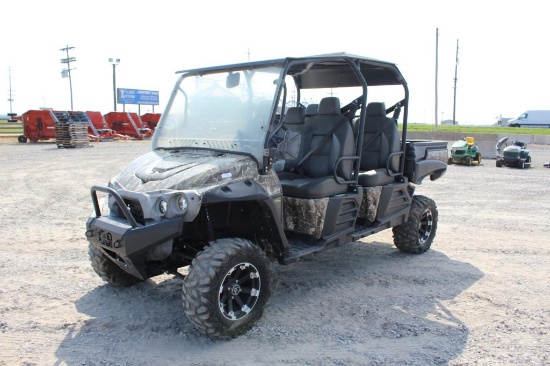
152, 66, 283, 163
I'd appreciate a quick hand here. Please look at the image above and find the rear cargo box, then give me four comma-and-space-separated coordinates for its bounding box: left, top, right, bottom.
404, 140, 448, 184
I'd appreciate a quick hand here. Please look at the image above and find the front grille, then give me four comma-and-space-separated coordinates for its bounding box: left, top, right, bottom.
504, 151, 519, 158
124, 199, 145, 224
453, 149, 465, 154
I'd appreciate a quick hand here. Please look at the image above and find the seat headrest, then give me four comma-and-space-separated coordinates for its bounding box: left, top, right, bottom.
305, 104, 318, 117
318, 97, 341, 115
366, 102, 386, 117
283, 107, 306, 125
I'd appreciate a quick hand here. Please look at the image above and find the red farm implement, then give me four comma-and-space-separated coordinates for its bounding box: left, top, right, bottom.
140, 113, 161, 132
104, 112, 153, 140
85, 111, 129, 141
20, 110, 89, 147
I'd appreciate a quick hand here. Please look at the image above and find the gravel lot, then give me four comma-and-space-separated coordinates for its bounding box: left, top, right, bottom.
1, 139, 549, 365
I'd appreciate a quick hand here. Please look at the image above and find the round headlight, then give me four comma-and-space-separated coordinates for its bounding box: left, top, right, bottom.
177, 195, 188, 212
158, 199, 168, 214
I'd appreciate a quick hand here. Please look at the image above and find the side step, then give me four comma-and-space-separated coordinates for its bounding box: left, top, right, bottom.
281, 224, 356, 265
282, 239, 327, 264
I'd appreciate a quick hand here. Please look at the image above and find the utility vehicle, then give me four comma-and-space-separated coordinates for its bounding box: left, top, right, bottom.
85, 53, 448, 338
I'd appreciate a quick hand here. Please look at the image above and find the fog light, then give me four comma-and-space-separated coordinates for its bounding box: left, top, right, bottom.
158, 199, 168, 214
177, 195, 188, 212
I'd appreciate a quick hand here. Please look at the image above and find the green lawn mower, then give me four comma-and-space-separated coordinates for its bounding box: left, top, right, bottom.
448, 137, 482, 166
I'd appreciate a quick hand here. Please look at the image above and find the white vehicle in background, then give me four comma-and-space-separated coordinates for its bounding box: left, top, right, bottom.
508, 110, 550, 128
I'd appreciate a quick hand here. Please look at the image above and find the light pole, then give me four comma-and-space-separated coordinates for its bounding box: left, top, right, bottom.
109, 58, 120, 111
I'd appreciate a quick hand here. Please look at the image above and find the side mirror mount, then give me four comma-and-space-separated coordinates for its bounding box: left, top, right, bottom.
226, 72, 240, 88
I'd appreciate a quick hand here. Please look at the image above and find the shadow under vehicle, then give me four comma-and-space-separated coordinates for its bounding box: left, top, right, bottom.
495, 137, 531, 168
85, 53, 448, 338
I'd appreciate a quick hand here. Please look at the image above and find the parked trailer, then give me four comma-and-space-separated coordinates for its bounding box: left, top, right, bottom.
104, 112, 153, 140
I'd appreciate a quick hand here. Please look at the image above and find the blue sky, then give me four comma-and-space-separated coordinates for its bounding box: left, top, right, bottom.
2, 0, 549, 125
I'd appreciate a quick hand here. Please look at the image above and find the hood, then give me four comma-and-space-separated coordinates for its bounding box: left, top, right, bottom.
113, 149, 260, 193
502, 145, 523, 159
451, 140, 468, 148
504, 145, 522, 153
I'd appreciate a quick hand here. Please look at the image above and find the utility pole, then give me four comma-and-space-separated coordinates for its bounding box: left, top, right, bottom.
60, 45, 76, 110
452, 39, 459, 125
434, 28, 439, 130
6, 66, 17, 122
7, 66, 14, 115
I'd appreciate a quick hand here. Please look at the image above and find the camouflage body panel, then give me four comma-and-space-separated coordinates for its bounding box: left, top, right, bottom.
258, 170, 283, 222
358, 186, 382, 222
283, 197, 329, 239
257, 170, 282, 197
113, 149, 259, 195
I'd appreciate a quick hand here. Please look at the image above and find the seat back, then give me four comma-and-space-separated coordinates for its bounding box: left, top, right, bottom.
272, 106, 306, 143
301, 97, 355, 179
360, 102, 400, 173
282, 106, 307, 131
305, 103, 318, 119
275, 106, 307, 162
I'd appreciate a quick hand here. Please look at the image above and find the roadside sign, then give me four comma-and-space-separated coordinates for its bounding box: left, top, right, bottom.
117, 88, 159, 105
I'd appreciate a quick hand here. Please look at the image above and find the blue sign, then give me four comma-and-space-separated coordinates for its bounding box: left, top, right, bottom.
117, 88, 159, 105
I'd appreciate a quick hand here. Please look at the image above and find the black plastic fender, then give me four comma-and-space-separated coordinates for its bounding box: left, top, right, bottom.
411, 160, 447, 184
203, 180, 289, 259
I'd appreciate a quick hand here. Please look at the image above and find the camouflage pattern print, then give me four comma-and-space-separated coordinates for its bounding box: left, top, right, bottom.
283, 197, 329, 239
358, 186, 382, 222
113, 149, 259, 195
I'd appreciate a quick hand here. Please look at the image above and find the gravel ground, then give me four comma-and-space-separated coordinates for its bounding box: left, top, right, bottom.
0, 139, 549, 365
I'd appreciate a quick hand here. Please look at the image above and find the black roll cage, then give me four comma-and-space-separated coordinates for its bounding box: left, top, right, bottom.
177, 53, 410, 183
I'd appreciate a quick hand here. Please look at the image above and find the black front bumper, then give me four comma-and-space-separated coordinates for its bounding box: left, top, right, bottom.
85, 186, 184, 280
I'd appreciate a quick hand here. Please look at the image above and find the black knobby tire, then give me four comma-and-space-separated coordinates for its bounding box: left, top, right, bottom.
88, 243, 143, 287
465, 156, 472, 166
392, 195, 438, 254
518, 159, 525, 169
18, 135, 27, 143
447, 157, 453, 165
496, 159, 503, 167
475, 153, 482, 164
182, 238, 271, 339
